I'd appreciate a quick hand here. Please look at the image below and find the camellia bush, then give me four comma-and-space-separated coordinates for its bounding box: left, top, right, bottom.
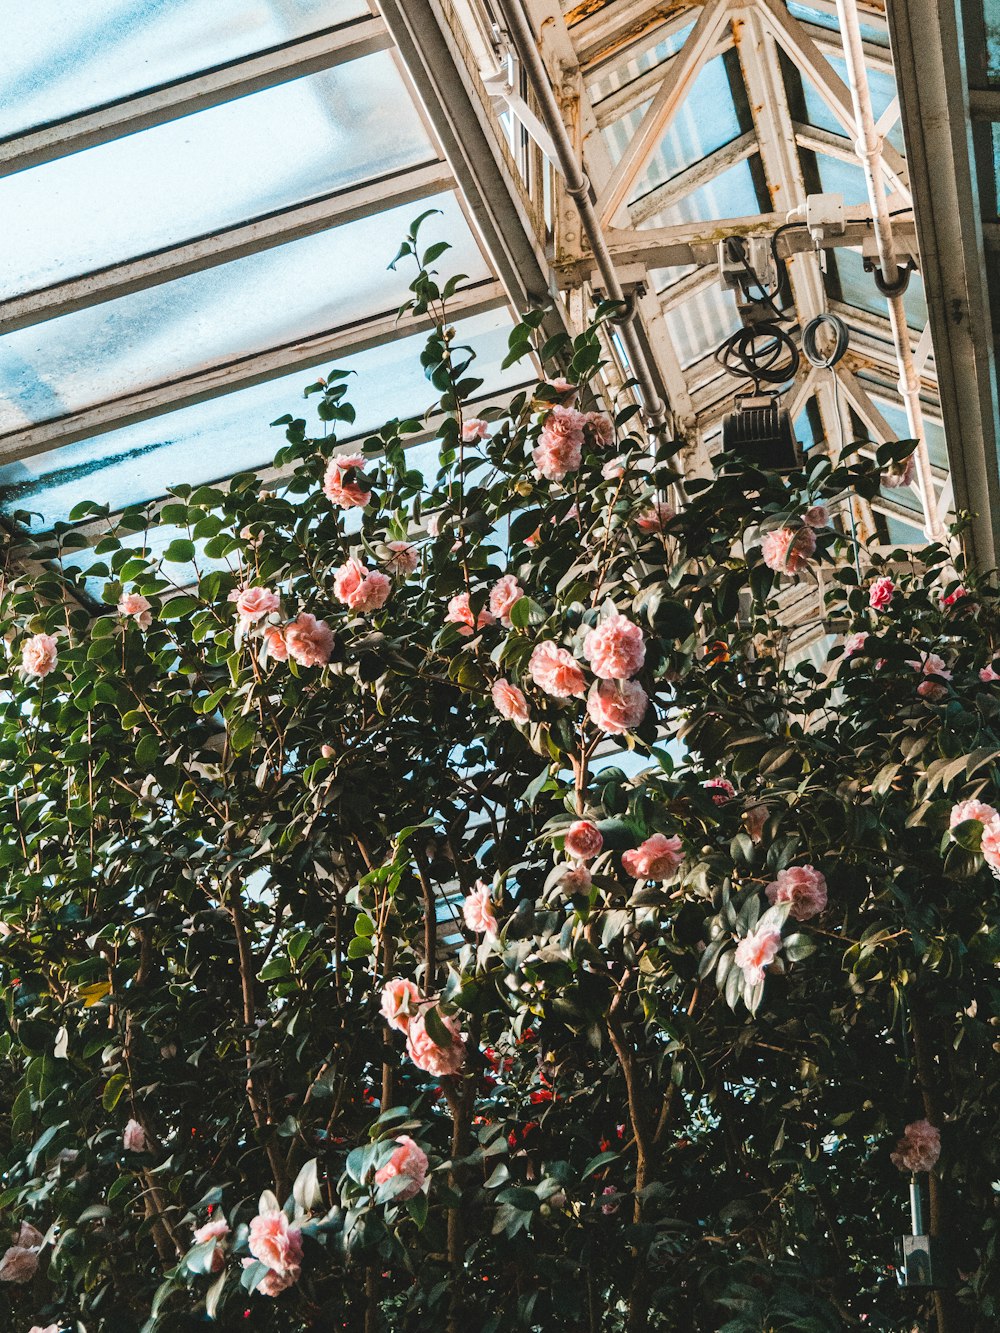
2, 216, 1000, 1333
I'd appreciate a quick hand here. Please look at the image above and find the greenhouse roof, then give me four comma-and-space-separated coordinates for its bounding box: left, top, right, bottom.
2, 0, 999, 568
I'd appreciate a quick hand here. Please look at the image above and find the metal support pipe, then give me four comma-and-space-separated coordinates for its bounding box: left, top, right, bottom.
834, 0, 947, 543
493, 0, 669, 428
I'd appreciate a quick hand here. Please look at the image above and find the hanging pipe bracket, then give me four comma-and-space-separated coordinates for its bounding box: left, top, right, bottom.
865, 255, 916, 298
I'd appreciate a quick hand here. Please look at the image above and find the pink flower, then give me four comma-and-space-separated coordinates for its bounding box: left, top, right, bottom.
585, 412, 614, 447
245, 1260, 299, 1297
529, 641, 586, 698
734, 924, 783, 987
882, 454, 916, 489
29, 1325, 60, 1333
0, 1223, 43, 1284
248, 1209, 303, 1279
285, 612, 334, 667
558, 865, 592, 894
804, 504, 829, 528
950, 799, 999, 829
118, 592, 152, 629
447, 592, 494, 636
235, 586, 279, 627
406, 1009, 465, 1077
548, 376, 576, 401
890, 1119, 940, 1173
565, 820, 603, 861
704, 778, 736, 805
384, 541, 419, 576
583, 612, 645, 681
381, 978, 422, 1033
635, 502, 675, 534
744, 804, 768, 843
333, 557, 391, 613
760, 526, 816, 574
320, 744, 334, 758
980, 817, 1000, 879
123, 1118, 147, 1153
601, 1186, 620, 1216
765, 865, 827, 921
264, 627, 289, 661
463, 881, 497, 936
621, 834, 683, 880
587, 679, 648, 734
909, 652, 951, 701
980, 663, 1000, 683
532, 406, 586, 481
489, 575, 523, 626
22, 633, 58, 678
193, 1215, 230, 1272
374, 1135, 429, 1201
869, 576, 895, 611
940, 585, 968, 608
323, 453, 370, 508
492, 679, 529, 725
461, 418, 490, 442
602, 456, 627, 480
843, 631, 868, 658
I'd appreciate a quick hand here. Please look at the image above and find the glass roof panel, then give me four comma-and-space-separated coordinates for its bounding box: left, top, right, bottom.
0, 54, 434, 299
643, 159, 762, 292
798, 55, 903, 154
0, 308, 525, 531
831, 247, 928, 329
985, 0, 1000, 80
0, 193, 488, 433
587, 22, 696, 104
786, 2, 888, 46
0, 0, 368, 139
661, 285, 742, 369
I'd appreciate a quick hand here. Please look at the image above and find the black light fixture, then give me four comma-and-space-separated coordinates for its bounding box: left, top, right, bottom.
722, 391, 799, 472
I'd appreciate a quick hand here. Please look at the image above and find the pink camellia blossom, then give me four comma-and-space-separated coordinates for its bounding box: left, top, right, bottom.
760, 526, 816, 574
384, 541, 419, 577
489, 575, 523, 626
381, 978, 422, 1033
264, 627, 289, 662
940, 585, 968, 608
586, 412, 614, 447
285, 612, 334, 667
244, 1260, 299, 1297
118, 592, 153, 629
804, 504, 829, 528
635, 502, 675, 534
979, 817, 1000, 879
463, 881, 498, 936
249, 1209, 303, 1278
529, 640, 587, 699
950, 799, 999, 830
565, 820, 603, 861
765, 865, 828, 921
559, 865, 592, 894
333, 557, 391, 613
909, 652, 951, 701
890, 1119, 941, 1173
869, 576, 895, 611
734, 924, 783, 987
193, 1215, 230, 1273
447, 592, 494, 637
844, 631, 869, 658
704, 778, 736, 805
29, 1325, 61, 1333
601, 1186, 620, 1216
602, 456, 627, 480
374, 1135, 429, 1201
621, 833, 683, 880
0, 1223, 43, 1284
406, 1009, 465, 1077
323, 453, 370, 508
22, 633, 58, 678
744, 804, 768, 843
492, 679, 529, 725
882, 454, 916, 489
461, 418, 490, 442
587, 679, 648, 734
123, 1118, 147, 1153
583, 612, 645, 681
548, 376, 576, 400
235, 586, 279, 627
980, 663, 1000, 683
532, 405, 587, 481
320, 744, 335, 759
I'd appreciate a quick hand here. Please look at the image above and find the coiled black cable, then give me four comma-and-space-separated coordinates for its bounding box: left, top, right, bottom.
801, 312, 850, 368
714, 323, 800, 390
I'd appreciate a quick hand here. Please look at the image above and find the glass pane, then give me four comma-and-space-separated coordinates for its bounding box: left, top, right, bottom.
0, 194, 489, 433
786, 2, 888, 46
863, 393, 947, 471
986, 0, 1000, 80
661, 285, 742, 369
0, 54, 434, 299
799, 54, 903, 155
587, 22, 696, 104
831, 247, 928, 330
642, 159, 763, 292
0, 309, 525, 531
0, 0, 368, 138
